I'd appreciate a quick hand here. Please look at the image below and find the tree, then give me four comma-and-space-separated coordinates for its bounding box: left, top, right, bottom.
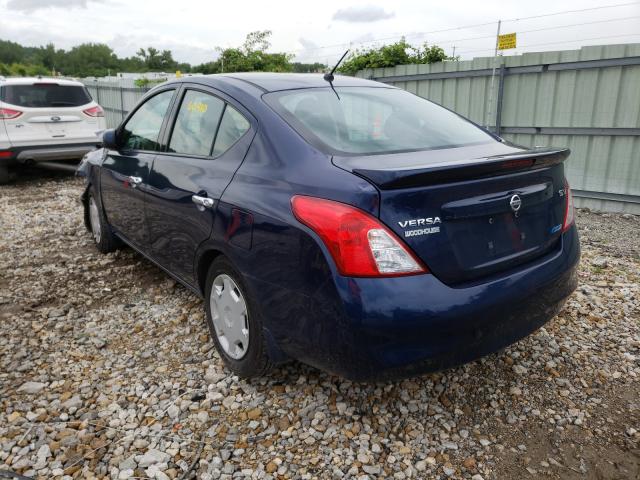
193, 31, 293, 74
58, 43, 119, 77
338, 39, 451, 76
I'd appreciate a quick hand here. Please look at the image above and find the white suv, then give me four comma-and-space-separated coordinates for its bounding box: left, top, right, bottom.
0, 77, 106, 184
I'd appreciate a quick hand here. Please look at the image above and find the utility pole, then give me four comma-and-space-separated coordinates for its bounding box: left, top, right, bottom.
485, 20, 501, 130
452, 45, 456, 59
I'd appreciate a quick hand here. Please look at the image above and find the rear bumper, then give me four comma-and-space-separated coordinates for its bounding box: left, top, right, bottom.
0, 142, 97, 166
266, 225, 580, 381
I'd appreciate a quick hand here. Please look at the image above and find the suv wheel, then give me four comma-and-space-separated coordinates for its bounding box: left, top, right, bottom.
0, 165, 9, 185
205, 257, 273, 378
88, 190, 118, 253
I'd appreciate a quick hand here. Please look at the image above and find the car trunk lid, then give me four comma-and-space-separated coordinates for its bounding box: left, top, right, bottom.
334, 143, 570, 285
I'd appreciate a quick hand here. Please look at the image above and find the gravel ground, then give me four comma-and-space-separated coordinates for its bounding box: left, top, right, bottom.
1, 170, 638, 480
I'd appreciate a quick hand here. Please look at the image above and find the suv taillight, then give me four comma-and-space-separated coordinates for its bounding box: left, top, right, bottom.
0, 107, 22, 119
83, 105, 104, 117
562, 180, 575, 232
291, 195, 427, 277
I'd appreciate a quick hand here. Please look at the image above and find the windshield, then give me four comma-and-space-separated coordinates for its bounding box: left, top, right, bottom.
265, 87, 494, 155
0, 84, 92, 108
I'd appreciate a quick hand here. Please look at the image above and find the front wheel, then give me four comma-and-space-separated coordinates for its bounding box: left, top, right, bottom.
88, 190, 118, 254
205, 257, 273, 378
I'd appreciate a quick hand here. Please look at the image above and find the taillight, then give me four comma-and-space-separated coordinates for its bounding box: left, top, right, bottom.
0, 151, 13, 159
83, 105, 104, 117
291, 195, 427, 277
0, 107, 22, 119
562, 180, 575, 232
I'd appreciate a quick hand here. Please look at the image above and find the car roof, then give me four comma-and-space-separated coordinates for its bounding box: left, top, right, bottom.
0, 77, 84, 86
180, 73, 385, 94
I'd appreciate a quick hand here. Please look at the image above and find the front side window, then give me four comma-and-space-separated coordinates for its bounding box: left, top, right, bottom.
265, 87, 493, 155
120, 90, 174, 151
168, 90, 225, 156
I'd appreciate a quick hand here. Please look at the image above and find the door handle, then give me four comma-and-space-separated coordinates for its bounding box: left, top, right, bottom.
192, 194, 215, 209
128, 176, 142, 188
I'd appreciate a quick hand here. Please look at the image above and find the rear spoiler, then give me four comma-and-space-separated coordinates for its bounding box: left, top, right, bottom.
350, 147, 570, 190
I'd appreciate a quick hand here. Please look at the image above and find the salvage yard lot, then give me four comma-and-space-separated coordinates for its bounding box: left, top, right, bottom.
1, 170, 639, 480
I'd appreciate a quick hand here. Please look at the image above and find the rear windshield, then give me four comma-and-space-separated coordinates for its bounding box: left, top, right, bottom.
0, 84, 92, 108
265, 87, 493, 155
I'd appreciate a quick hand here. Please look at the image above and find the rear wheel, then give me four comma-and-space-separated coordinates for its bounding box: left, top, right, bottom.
0, 165, 9, 185
88, 190, 118, 254
205, 257, 272, 378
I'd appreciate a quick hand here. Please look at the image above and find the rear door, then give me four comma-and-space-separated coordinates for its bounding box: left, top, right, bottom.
100, 88, 176, 250
0, 82, 101, 146
146, 86, 254, 284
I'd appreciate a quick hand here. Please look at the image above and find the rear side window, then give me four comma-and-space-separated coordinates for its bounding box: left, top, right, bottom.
120, 90, 174, 151
265, 87, 493, 155
212, 105, 250, 156
169, 90, 225, 156
0, 84, 92, 108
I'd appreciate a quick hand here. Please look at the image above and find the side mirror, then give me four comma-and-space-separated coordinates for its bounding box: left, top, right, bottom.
102, 129, 118, 150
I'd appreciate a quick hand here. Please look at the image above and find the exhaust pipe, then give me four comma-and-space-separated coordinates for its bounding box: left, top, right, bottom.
32, 161, 78, 173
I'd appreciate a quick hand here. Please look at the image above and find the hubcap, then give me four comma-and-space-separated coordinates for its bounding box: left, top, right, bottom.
89, 197, 101, 244
210, 274, 249, 360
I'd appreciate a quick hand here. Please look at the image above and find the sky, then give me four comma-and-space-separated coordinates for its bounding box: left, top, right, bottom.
1, 0, 640, 66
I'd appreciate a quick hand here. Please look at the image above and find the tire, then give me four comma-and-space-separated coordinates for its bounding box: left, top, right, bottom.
0, 165, 9, 185
205, 256, 273, 378
87, 188, 119, 254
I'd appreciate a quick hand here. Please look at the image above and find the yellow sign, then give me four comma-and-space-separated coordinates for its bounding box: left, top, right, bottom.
498, 32, 516, 50
187, 101, 208, 113
176, 70, 182, 78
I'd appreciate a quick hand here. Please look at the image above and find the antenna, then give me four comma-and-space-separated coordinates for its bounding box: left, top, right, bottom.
323, 49, 349, 83
323, 49, 349, 100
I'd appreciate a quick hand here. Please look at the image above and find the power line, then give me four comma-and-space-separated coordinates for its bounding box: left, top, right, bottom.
430, 15, 640, 46
501, 1, 640, 22
291, 1, 640, 58
455, 32, 640, 55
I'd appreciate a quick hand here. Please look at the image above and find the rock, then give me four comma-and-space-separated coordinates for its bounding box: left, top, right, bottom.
247, 408, 261, 420
509, 386, 522, 396
119, 455, 137, 471
266, 461, 277, 473
8, 412, 22, 423
17, 381, 47, 394
155, 471, 170, 480
443, 465, 455, 476
363, 465, 381, 475
197, 411, 209, 423
138, 449, 170, 468
62, 395, 82, 409
167, 405, 180, 419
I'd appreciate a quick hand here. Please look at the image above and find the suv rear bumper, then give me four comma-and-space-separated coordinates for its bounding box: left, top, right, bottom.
0, 143, 97, 166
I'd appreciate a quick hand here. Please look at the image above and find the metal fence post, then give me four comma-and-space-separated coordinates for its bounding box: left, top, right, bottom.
120, 86, 125, 123
495, 63, 506, 136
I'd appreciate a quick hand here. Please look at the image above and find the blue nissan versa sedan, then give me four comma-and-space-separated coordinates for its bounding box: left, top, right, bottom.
77, 73, 580, 380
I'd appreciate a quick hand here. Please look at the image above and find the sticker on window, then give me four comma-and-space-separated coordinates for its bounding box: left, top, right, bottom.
187, 101, 208, 113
